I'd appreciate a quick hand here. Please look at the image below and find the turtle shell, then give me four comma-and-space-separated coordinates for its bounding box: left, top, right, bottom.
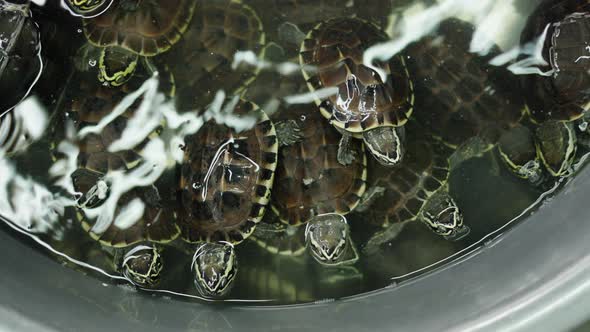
83, 0, 196, 56
65, 52, 175, 125
271, 105, 367, 226
406, 19, 524, 148
178, 100, 278, 244
0, 3, 42, 116
163, 0, 265, 112
362, 133, 451, 228
250, 215, 307, 257
520, 1, 590, 122
300, 17, 414, 134
71, 119, 179, 248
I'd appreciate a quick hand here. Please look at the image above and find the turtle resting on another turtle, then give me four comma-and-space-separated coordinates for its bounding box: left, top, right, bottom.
162, 0, 266, 111
178, 99, 278, 297
81, 0, 195, 87
357, 125, 468, 254
268, 104, 366, 266
299, 17, 414, 167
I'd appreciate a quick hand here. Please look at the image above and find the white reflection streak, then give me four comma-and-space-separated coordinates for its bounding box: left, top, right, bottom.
363, 0, 495, 82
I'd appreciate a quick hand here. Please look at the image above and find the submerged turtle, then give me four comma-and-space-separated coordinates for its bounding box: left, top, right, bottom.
178, 99, 278, 297
70, 120, 180, 287
405, 19, 524, 154
357, 127, 468, 254
497, 119, 577, 183
62, 0, 113, 17
300, 17, 414, 167
241, 214, 362, 303
0, 1, 43, 116
81, 0, 195, 86
270, 104, 366, 265
519, 0, 590, 123
162, 0, 265, 112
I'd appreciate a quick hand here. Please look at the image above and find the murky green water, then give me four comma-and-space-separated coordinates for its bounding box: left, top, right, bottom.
0, 0, 587, 305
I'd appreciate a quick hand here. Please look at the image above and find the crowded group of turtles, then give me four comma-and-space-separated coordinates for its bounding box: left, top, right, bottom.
1, 0, 590, 299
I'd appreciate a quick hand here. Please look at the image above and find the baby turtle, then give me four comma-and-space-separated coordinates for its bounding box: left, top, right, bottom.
62, 0, 113, 17
405, 19, 524, 153
300, 17, 414, 167
270, 104, 366, 265
357, 126, 468, 254
178, 99, 278, 297
0, 1, 43, 116
498, 120, 577, 183
519, 0, 590, 122
163, 0, 265, 111
81, 0, 195, 86
71, 121, 180, 287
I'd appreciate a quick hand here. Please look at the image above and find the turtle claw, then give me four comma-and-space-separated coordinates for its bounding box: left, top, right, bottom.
337, 134, 356, 165
275, 120, 303, 146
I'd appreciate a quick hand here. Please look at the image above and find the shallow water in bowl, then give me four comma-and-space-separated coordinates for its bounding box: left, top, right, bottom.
0, 0, 586, 304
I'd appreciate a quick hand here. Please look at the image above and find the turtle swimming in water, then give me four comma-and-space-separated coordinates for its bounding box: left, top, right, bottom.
405, 19, 524, 157
269, 104, 366, 265
519, 0, 590, 123
70, 119, 180, 287
81, 0, 195, 87
162, 0, 266, 112
357, 125, 468, 254
299, 17, 414, 167
178, 99, 278, 297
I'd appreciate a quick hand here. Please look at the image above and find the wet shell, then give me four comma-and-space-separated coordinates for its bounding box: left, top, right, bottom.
520, 1, 590, 122
71, 118, 179, 247
178, 100, 278, 244
83, 0, 196, 56
163, 0, 265, 111
406, 19, 524, 148
299, 17, 414, 134
271, 105, 367, 226
363, 136, 451, 228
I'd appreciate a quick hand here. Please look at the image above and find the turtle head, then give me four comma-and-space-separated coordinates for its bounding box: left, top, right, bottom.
422, 194, 469, 241
98, 46, 138, 87
65, 0, 111, 15
192, 242, 237, 297
122, 245, 163, 287
306, 214, 350, 265
362, 126, 405, 167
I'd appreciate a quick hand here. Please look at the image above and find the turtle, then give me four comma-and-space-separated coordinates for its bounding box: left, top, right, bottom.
62, 0, 113, 17
0, 1, 43, 117
299, 17, 414, 167
356, 126, 468, 254
81, 0, 195, 87
70, 120, 180, 287
269, 104, 366, 266
162, 0, 266, 112
239, 214, 362, 304
178, 99, 278, 297
496, 119, 578, 183
405, 19, 525, 156
519, 0, 590, 123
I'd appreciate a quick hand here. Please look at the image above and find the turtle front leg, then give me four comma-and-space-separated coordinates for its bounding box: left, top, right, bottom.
355, 185, 386, 212
337, 132, 356, 165
363, 221, 408, 255
275, 120, 303, 147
